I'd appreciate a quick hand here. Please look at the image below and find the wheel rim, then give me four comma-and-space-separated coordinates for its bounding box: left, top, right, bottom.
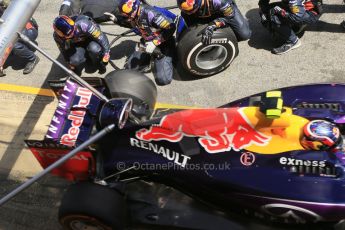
69, 219, 106, 230
195, 44, 228, 70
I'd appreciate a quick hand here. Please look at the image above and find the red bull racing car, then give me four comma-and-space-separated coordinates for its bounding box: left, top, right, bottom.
5, 70, 345, 230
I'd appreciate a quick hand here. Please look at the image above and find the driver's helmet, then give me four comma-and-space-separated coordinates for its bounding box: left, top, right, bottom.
301, 120, 342, 151
118, 0, 140, 18
53, 15, 75, 39
177, 0, 203, 15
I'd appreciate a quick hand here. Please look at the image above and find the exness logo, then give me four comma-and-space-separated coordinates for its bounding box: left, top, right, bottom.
279, 157, 326, 168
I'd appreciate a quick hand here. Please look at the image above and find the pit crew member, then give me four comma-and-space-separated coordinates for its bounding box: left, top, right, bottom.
176, 0, 251, 45
258, 0, 322, 55
0, 0, 40, 76
117, 0, 176, 86
53, 15, 111, 75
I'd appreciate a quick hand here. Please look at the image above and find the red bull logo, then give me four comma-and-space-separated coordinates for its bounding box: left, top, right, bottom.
181, 0, 195, 11
122, 0, 135, 14
60, 87, 92, 147
136, 108, 271, 154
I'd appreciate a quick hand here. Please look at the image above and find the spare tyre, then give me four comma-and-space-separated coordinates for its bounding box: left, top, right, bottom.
177, 24, 239, 77
103, 70, 157, 121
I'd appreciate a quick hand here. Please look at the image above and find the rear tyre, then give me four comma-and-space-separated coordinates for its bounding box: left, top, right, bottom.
177, 24, 239, 77
103, 70, 157, 121
58, 182, 126, 230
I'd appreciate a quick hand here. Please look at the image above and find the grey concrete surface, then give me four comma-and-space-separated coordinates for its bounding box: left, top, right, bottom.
0, 0, 345, 229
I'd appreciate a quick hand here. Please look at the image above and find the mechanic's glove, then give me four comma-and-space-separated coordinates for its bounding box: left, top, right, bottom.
270, 6, 287, 18
144, 41, 157, 54
104, 12, 117, 23
102, 52, 110, 65
68, 64, 75, 70
198, 24, 217, 45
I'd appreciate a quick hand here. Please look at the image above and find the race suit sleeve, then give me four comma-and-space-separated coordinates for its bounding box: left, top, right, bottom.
285, 0, 307, 23
59, 0, 81, 16
149, 12, 176, 45
211, 0, 236, 28
53, 32, 71, 60
78, 19, 111, 55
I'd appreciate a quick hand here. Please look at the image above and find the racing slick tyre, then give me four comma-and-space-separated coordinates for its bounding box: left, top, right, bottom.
177, 24, 239, 77
103, 70, 157, 121
59, 182, 126, 230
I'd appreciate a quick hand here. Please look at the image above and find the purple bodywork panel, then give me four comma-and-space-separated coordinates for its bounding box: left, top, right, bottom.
46, 80, 78, 140
45, 79, 103, 147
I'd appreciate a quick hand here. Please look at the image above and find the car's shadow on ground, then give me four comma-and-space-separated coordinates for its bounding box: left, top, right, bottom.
0, 54, 61, 182
0, 174, 69, 230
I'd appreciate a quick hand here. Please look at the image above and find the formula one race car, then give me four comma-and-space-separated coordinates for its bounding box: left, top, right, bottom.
2, 69, 343, 230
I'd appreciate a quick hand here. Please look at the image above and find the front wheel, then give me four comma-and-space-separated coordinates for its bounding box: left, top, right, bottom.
177, 25, 239, 77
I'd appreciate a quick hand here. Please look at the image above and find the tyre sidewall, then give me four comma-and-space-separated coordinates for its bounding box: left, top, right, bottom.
60, 214, 113, 230
103, 70, 157, 120
178, 25, 239, 76
58, 182, 126, 230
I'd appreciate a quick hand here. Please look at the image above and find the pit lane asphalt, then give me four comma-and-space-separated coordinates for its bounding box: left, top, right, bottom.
0, 0, 345, 229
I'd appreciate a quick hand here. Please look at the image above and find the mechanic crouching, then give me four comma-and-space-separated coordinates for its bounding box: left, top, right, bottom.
0, 0, 40, 76
259, 0, 322, 55
117, 0, 176, 86
53, 15, 111, 76
177, 0, 251, 45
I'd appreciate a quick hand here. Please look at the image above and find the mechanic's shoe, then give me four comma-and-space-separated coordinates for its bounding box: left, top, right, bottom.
271, 39, 301, 55
0, 68, 6, 77
23, 56, 40, 74
98, 64, 107, 74
341, 20, 345, 30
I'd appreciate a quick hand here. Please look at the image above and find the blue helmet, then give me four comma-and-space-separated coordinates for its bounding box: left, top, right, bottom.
53, 15, 75, 38
177, 0, 203, 15
118, 0, 140, 18
301, 120, 342, 151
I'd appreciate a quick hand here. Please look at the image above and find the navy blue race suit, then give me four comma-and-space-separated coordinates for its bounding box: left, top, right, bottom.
125, 4, 176, 86
13, 19, 39, 63
180, 0, 251, 41
259, 0, 321, 43
0, 5, 38, 68
53, 15, 111, 75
